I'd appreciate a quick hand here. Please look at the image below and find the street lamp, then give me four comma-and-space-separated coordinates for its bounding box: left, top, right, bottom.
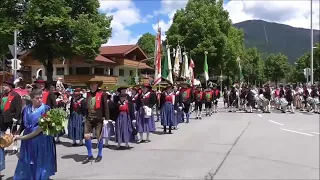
310, 0, 314, 84
135, 57, 154, 84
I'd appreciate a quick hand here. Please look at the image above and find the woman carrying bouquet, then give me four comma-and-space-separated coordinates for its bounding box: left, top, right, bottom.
68, 88, 87, 146
13, 88, 57, 180
114, 93, 136, 149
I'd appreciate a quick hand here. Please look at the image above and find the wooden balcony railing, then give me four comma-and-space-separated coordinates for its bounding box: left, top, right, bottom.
64, 75, 118, 85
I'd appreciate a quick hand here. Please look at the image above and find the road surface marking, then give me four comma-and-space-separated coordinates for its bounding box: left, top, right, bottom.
311, 132, 319, 135
257, 114, 262, 117
269, 120, 284, 125
281, 128, 314, 136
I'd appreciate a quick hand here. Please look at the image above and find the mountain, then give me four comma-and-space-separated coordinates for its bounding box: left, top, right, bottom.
234, 20, 320, 64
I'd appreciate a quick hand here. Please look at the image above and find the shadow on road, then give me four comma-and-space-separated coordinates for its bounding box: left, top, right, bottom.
152, 131, 164, 135
61, 154, 87, 162
57, 141, 73, 147
105, 145, 133, 150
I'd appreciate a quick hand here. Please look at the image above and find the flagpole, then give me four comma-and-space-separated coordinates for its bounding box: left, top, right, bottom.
204, 51, 208, 86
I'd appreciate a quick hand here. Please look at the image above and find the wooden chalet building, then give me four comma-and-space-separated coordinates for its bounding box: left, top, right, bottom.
19, 45, 153, 86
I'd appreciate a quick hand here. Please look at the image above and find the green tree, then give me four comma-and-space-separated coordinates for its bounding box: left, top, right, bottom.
264, 53, 290, 84
137, 33, 155, 65
293, 43, 320, 83
165, 0, 243, 78
0, 0, 24, 56
12, 0, 112, 83
242, 47, 265, 84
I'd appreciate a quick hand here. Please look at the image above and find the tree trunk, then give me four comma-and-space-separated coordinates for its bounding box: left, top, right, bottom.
44, 53, 54, 86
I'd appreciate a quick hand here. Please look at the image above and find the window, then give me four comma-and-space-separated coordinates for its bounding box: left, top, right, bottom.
76, 67, 90, 75
119, 69, 124, 76
130, 70, 134, 76
94, 68, 104, 75
69, 67, 73, 75
109, 68, 114, 75
56, 67, 64, 75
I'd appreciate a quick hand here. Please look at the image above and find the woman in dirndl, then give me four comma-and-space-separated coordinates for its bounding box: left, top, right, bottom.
136, 83, 156, 143
173, 84, 183, 130
13, 88, 56, 180
114, 93, 136, 149
101, 92, 115, 147
160, 83, 177, 134
68, 88, 86, 146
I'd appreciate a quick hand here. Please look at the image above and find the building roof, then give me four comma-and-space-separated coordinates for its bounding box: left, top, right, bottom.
99, 45, 148, 59
95, 55, 115, 63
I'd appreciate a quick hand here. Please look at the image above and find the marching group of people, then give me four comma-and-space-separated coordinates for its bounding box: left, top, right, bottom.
0, 76, 224, 179
0, 74, 319, 179
223, 83, 320, 114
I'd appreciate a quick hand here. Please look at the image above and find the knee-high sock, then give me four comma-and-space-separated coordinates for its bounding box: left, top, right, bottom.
97, 139, 103, 157
139, 133, 143, 140
85, 139, 93, 156
186, 113, 190, 122
104, 137, 109, 145
146, 132, 150, 140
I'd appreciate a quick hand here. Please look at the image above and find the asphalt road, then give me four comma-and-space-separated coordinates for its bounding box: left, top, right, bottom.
1, 102, 319, 179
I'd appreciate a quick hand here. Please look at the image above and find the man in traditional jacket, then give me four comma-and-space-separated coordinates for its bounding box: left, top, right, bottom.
212, 84, 221, 113
194, 86, 204, 119
204, 85, 214, 116
179, 82, 193, 123
83, 79, 110, 164
0, 77, 22, 155
34, 77, 57, 108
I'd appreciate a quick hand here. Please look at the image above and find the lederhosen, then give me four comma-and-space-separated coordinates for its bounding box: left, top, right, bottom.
194, 90, 204, 111
213, 89, 220, 105
84, 90, 109, 138
263, 88, 271, 101
285, 89, 293, 105
180, 88, 193, 113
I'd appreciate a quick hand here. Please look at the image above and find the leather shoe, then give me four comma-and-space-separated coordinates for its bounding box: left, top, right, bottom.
95, 155, 102, 162
82, 156, 93, 164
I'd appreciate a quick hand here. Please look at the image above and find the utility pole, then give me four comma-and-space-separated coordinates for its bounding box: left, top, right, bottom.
310, 0, 314, 84
13, 30, 18, 79
1, 47, 5, 93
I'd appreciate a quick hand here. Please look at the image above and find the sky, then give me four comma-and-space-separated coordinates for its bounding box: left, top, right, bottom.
98, 0, 320, 46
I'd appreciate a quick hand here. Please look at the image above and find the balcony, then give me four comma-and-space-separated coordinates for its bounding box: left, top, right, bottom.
117, 58, 140, 67
64, 75, 118, 85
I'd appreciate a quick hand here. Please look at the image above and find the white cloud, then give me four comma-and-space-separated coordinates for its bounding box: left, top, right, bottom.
152, 0, 188, 39
99, 0, 146, 45
152, 19, 172, 40
155, 0, 320, 40
224, 0, 320, 30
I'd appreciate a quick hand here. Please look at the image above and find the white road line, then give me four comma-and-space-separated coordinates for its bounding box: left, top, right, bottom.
311, 132, 320, 135
268, 120, 284, 126
281, 129, 314, 136
257, 114, 262, 117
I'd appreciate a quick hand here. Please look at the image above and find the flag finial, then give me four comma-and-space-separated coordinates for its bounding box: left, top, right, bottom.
204, 51, 208, 55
